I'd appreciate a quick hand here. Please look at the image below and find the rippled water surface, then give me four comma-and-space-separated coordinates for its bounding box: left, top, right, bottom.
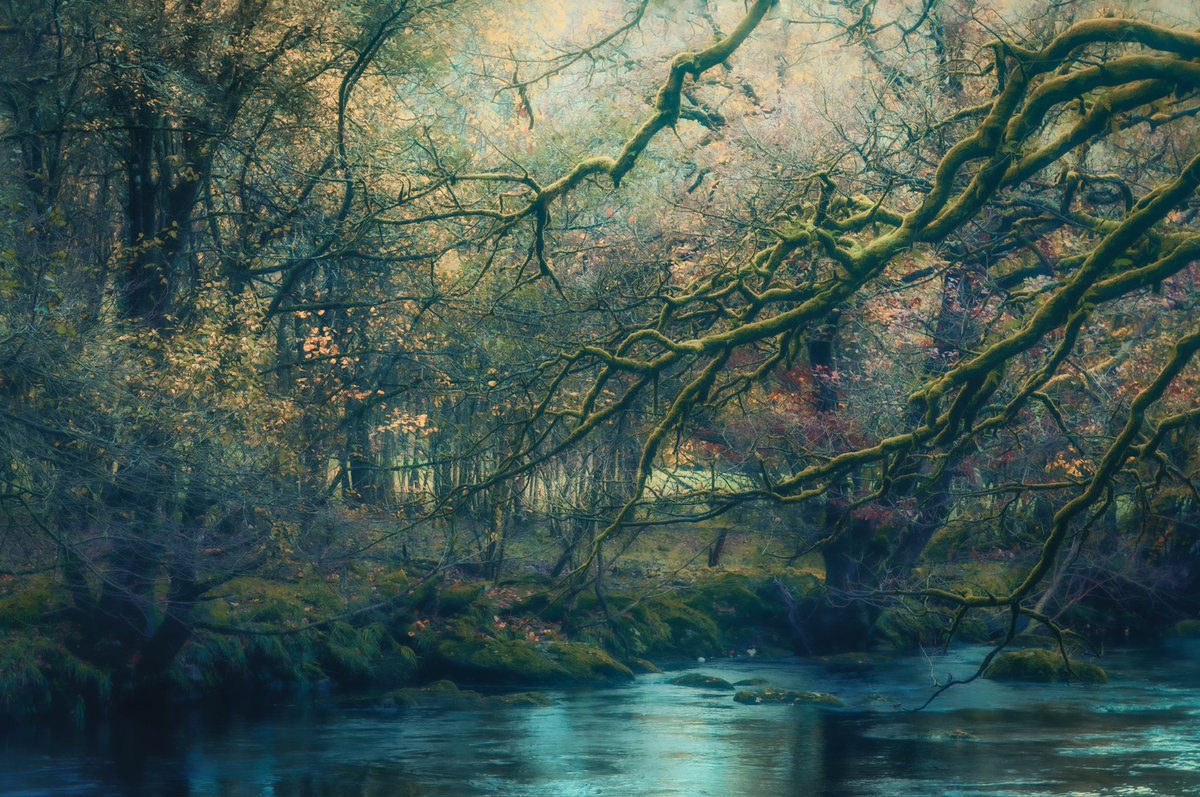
5, 643, 1200, 796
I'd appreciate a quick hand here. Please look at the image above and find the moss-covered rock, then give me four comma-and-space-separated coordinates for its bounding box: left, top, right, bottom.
565, 592, 722, 660
492, 691, 554, 706
684, 573, 772, 631
437, 583, 488, 616
681, 571, 824, 654
669, 673, 735, 690
434, 637, 633, 685
461, 639, 565, 681
377, 680, 553, 709
628, 597, 722, 658
1169, 619, 1200, 638
733, 688, 842, 706
628, 658, 662, 674
320, 622, 416, 688
733, 677, 770, 686
983, 649, 1107, 684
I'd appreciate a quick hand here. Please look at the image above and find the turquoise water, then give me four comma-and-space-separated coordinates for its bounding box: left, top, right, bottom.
4, 643, 1200, 796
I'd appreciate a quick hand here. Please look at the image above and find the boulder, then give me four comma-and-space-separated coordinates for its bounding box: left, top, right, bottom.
669, 673, 735, 690
982, 649, 1107, 684
436, 638, 633, 685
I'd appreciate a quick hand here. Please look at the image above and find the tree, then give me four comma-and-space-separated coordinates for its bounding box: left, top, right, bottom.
444, 1, 1200, 656
3, 0, 1200, 702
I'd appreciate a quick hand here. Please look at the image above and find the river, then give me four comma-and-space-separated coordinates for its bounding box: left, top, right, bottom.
4, 642, 1200, 796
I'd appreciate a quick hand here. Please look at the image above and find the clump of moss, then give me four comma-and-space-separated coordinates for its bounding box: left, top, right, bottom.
983, 649, 1107, 684
669, 673, 734, 690
544, 642, 635, 683
733, 688, 842, 706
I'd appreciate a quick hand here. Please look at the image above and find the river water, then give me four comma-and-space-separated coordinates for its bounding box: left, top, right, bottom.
4, 642, 1200, 796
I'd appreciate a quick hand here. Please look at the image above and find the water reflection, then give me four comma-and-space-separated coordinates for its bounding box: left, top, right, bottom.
4, 644, 1200, 796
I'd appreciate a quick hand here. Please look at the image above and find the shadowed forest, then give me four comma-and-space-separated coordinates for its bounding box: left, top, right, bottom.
3, 0, 1200, 762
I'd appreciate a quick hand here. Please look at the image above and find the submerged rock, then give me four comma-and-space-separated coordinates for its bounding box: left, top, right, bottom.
733, 688, 842, 706
491, 691, 554, 706
732, 677, 770, 687
378, 680, 553, 709
669, 673, 735, 691
381, 680, 483, 709
982, 649, 1107, 684
818, 653, 886, 674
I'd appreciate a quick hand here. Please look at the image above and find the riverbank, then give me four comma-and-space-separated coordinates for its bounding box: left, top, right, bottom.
2, 551, 1142, 727
1, 563, 827, 723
